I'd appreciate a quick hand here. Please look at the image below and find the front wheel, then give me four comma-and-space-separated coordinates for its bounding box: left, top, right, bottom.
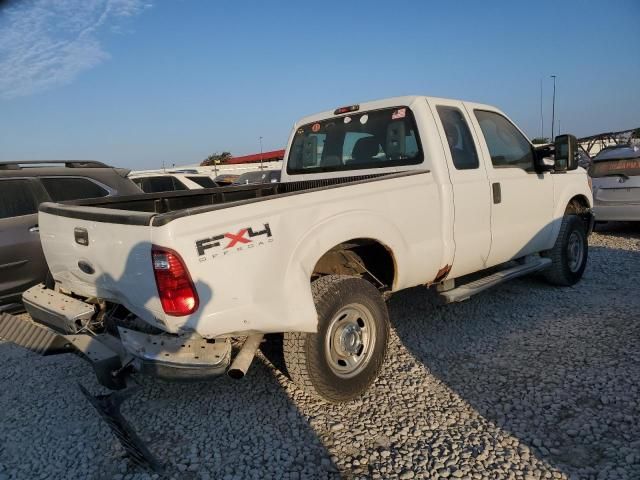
283, 275, 390, 403
542, 214, 588, 286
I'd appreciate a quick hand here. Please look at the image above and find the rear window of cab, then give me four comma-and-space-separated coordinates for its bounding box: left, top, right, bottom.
287, 106, 423, 174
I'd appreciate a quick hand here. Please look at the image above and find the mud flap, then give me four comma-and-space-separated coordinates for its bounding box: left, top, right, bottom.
78, 384, 163, 472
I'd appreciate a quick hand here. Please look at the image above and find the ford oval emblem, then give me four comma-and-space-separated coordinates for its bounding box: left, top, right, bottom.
78, 260, 95, 275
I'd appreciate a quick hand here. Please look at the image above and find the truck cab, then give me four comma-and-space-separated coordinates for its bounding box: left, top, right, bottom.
280, 96, 591, 279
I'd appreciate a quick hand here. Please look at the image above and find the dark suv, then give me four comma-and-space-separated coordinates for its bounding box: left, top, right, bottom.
0, 161, 142, 306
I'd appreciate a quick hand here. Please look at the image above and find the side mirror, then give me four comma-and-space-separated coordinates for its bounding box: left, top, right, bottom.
533, 144, 555, 172
554, 134, 579, 171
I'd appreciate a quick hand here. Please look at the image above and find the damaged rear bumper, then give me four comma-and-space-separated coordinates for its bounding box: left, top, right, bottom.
2, 285, 235, 389
118, 327, 231, 381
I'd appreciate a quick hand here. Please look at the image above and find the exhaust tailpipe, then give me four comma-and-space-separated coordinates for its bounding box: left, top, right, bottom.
227, 334, 264, 379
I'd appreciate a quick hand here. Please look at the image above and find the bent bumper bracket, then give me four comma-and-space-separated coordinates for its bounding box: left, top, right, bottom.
79, 383, 163, 472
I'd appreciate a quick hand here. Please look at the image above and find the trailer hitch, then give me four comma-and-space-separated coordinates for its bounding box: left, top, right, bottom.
79, 381, 163, 472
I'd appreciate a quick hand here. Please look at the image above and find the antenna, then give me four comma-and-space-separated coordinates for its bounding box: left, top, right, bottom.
259, 136, 264, 171
540, 78, 544, 139
550, 75, 557, 140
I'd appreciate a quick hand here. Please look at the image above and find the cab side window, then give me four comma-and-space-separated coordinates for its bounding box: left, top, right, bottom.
40, 177, 109, 201
436, 106, 479, 170
134, 176, 188, 193
475, 110, 534, 172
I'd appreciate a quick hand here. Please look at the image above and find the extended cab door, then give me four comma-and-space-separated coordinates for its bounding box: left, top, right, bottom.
468, 107, 554, 266
0, 178, 48, 303
428, 99, 491, 277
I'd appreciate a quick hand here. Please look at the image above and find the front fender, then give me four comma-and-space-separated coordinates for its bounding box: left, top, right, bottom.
549, 171, 593, 243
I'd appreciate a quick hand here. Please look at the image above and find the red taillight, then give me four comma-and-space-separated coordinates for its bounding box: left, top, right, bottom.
151, 246, 199, 316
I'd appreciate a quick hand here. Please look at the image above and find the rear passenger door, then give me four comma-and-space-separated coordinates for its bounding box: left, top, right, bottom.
0, 178, 48, 302
430, 99, 492, 276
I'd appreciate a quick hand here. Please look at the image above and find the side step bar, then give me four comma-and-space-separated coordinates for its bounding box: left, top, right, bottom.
439, 257, 552, 303
0, 312, 70, 355
0, 312, 160, 471
0, 312, 125, 390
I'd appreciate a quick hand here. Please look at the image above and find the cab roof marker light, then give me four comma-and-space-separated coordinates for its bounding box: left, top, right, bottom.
334, 104, 360, 115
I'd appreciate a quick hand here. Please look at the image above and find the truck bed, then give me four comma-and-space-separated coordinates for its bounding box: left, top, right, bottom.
39, 171, 418, 226
36, 168, 434, 336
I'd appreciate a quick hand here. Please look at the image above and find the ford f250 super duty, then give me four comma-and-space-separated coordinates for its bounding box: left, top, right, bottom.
1, 96, 593, 407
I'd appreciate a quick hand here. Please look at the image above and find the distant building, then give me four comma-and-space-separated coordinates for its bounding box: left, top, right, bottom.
226, 149, 286, 165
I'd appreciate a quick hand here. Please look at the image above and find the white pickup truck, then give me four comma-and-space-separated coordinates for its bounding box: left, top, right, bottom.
2, 96, 593, 403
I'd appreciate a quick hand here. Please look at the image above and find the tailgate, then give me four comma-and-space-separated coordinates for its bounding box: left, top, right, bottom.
38, 203, 164, 325
593, 175, 640, 204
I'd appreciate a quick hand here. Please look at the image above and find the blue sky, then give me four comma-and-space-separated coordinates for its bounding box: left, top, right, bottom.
1, 0, 639, 170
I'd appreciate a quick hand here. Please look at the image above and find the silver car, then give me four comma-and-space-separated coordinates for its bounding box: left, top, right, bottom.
590, 145, 640, 221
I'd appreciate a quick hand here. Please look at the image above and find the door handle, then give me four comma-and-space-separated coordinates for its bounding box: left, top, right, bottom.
492, 183, 501, 204
29, 225, 39, 233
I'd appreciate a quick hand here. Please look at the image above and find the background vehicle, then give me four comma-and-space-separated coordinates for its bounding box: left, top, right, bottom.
213, 173, 240, 186
130, 171, 218, 192
4, 96, 592, 405
233, 169, 281, 185
589, 145, 640, 221
0, 161, 142, 306
577, 146, 592, 169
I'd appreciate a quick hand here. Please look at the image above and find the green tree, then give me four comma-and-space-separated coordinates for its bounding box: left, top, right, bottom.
201, 152, 232, 166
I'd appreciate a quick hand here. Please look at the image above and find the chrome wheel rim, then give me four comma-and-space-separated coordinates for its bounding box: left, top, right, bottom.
324, 303, 377, 378
567, 231, 584, 273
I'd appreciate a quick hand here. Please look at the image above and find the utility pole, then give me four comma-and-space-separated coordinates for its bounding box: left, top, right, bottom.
259, 136, 264, 171
550, 75, 557, 140
540, 78, 544, 140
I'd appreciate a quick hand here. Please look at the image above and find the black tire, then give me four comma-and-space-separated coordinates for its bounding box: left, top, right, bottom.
283, 275, 390, 403
542, 214, 588, 286
592, 221, 607, 233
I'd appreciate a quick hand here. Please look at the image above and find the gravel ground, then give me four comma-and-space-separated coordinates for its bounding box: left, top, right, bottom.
1, 225, 639, 480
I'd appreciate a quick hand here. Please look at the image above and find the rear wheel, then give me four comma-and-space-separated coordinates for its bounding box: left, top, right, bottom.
283, 275, 390, 403
542, 214, 588, 286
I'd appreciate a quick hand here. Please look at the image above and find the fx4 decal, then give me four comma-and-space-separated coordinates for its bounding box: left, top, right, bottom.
196, 223, 273, 257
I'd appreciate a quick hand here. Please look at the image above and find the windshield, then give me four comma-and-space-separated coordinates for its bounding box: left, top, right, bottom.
214, 174, 238, 185
287, 106, 423, 174
589, 158, 640, 178
186, 176, 217, 188
235, 171, 268, 184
